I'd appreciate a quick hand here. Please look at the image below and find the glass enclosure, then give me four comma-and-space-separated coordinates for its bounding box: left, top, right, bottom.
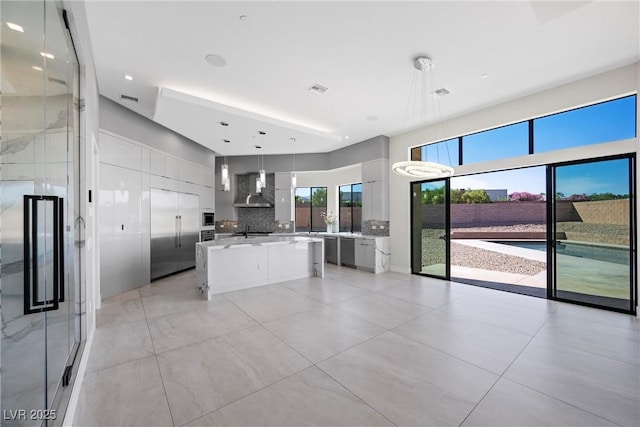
1, 0, 82, 422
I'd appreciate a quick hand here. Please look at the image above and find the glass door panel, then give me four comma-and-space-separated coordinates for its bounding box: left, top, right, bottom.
411, 179, 450, 278
551, 156, 636, 313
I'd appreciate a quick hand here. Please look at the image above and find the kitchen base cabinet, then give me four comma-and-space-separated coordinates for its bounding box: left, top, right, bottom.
355, 239, 376, 272
339, 237, 356, 267
325, 236, 338, 264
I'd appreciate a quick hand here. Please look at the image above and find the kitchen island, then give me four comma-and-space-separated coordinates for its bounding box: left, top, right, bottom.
195, 235, 324, 300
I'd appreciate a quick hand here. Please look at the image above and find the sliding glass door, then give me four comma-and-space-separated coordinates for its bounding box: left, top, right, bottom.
548, 155, 636, 313
411, 179, 450, 278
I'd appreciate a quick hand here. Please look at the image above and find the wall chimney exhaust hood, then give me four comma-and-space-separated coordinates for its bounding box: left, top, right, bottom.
233, 174, 273, 208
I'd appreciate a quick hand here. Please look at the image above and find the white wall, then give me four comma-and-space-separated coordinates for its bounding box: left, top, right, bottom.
389, 63, 639, 274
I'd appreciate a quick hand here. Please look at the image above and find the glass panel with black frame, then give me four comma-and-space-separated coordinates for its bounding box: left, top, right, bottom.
535, 96, 637, 154
411, 180, 450, 278
310, 187, 327, 232
411, 137, 460, 166
339, 183, 362, 233
295, 187, 327, 232
294, 187, 311, 232
550, 156, 636, 313
448, 167, 547, 297
462, 122, 529, 165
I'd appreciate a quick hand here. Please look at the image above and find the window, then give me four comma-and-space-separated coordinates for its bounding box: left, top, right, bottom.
462, 122, 529, 164
294, 187, 327, 232
534, 95, 637, 153
411, 138, 460, 166
339, 183, 362, 233
411, 95, 637, 167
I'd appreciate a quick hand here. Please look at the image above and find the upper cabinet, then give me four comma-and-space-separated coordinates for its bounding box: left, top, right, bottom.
274, 172, 292, 221
99, 132, 142, 170
361, 159, 389, 221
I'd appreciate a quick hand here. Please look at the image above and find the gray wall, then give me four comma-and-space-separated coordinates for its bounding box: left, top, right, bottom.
218, 135, 389, 175
99, 95, 215, 168
328, 135, 389, 169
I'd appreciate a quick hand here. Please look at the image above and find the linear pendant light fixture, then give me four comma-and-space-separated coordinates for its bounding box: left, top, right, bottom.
392, 56, 455, 179
220, 121, 231, 191
290, 138, 297, 188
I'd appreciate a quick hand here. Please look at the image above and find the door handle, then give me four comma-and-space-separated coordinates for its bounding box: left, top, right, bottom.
23, 195, 64, 314
175, 215, 179, 247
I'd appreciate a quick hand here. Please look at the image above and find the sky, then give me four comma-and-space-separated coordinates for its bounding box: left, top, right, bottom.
449, 158, 630, 197
452, 167, 546, 195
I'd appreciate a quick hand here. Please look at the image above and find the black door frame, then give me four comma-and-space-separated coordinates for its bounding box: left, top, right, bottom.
409, 178, 451, 280
547, 153, 637, 315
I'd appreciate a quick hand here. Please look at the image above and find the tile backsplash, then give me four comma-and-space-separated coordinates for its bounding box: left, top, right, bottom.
362, 220, 390, 236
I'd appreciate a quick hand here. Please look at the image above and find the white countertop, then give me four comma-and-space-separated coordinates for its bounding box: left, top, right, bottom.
198, 235, 323, 250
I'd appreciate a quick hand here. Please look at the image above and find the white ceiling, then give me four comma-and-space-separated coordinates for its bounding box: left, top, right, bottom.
84, 1, 639, 156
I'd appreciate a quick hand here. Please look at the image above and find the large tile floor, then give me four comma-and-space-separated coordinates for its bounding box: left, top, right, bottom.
73, 265, 639, 427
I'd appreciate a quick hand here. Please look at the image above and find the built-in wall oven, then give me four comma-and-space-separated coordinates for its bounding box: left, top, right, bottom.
203, 211, 215, 227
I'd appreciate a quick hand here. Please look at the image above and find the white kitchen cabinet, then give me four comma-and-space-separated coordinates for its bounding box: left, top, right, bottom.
165, 156, 178, 179
99, 163, 144, 298
361, 159, 389, 221
215, 172, 237, 220
149, 174, 177, 192
178, 158, 200, 184
355, 238, 376, 271
274, 188, 292, 221
200, 185, 214, 209
149, 150, 165, 176
99, 132, 142, 170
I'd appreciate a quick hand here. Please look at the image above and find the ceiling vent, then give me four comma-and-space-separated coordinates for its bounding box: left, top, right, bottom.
432, 88, 451, 97
308, 83, 328, 94
120, 94, 139, 103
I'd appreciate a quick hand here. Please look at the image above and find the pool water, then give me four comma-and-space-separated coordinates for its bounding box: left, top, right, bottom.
494, 241, 546, 251
495, 240, 629, 265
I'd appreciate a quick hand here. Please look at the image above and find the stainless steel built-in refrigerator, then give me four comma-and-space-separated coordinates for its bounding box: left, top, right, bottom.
151, 189, 200, 279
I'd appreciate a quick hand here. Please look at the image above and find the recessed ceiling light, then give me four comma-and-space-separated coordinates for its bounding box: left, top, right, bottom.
220, 121, 229, 126
366, 116, 379, 122
239, 15, 248, 21
124, 74, 133, 81
7, 22, 24, 32
255, 145, 262, 149
258, 131, 266, 135
481, 73, 489, 79
32, 66, 43, 71
345, 136, 350, 139
40, 52, 54, 60
223, 139, 230, 143
205, 54, 227, 67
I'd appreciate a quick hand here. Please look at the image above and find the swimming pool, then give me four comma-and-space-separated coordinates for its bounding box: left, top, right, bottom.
494, 240, 628, 265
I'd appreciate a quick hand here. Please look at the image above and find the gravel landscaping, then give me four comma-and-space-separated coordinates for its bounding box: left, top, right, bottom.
423, 225, 547, 276
450, 243, 546, 276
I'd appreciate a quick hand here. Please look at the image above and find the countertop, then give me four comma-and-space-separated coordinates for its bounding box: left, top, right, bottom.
197, 235, 323, 250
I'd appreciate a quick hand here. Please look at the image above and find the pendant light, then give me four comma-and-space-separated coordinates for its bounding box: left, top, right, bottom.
255, 155, 263, 193
220, 122, 231, 191
392, 56, 455, 178
290, 138, 297, 188
259, 155, 266, 188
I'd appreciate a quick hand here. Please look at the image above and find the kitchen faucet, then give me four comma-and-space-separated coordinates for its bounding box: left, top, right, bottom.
243, 224, 249, 238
